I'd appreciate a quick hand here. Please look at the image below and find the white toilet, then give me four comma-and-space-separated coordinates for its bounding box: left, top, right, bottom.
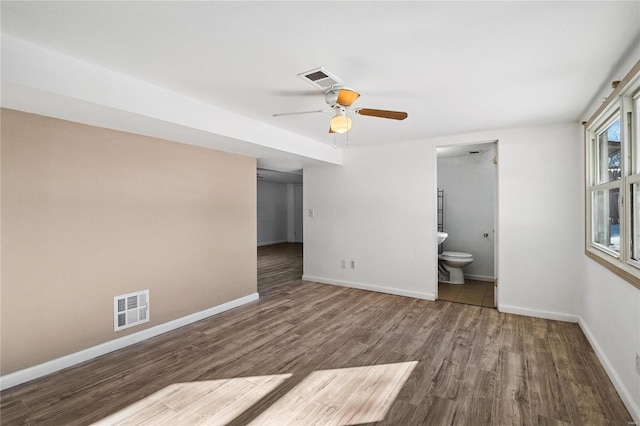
438, 251, 474, 284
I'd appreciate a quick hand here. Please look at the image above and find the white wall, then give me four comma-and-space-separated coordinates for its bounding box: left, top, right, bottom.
577, 48, 640, 421
437, 147, 495, 280
257, 180, 288, 246
286, 184, 295, 242
304, 123, 583, 313
304, 141, 436, 300
433, 124, 584, 319
580, 260, 640, 421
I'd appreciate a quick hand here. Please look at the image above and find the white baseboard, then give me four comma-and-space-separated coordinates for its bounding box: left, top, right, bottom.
498, 304, 578, 323
578, 317, 640, 423
302, 275, 435, 301
0, 292, 259, 391
464, 274, 495, 282
257, 240, 288, 247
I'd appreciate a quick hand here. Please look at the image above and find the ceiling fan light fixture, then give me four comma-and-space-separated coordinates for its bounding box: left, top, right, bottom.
330, 111, 352, 134
336, 88, 360, 107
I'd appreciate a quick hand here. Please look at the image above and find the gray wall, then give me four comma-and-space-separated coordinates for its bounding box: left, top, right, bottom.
257, 180, 288, 246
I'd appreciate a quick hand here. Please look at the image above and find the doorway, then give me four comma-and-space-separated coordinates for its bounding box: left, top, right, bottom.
256, 168, 304, 293
436, 141, 498, 308
256, 168, 303, 246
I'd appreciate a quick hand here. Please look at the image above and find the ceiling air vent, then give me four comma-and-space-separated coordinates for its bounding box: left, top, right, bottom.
297, 67, 343, 90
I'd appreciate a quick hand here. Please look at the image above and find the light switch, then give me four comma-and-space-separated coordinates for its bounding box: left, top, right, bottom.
308, 209, 315, 217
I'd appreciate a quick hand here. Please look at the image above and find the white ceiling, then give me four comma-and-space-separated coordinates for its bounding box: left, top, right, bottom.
2, 1, 639, 157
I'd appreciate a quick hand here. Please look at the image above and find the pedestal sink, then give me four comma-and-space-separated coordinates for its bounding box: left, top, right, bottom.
437, 232, 448, 245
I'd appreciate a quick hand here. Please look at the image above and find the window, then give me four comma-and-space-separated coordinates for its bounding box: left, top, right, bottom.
585, 61, 640, 288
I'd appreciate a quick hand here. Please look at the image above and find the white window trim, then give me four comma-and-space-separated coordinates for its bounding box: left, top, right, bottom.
586, 108, 622, 258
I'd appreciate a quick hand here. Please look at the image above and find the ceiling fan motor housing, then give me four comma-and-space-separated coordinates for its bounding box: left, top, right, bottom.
324, 86, 346, 106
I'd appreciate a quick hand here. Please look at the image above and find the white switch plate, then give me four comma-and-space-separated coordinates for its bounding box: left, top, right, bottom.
341, 260, 347, 269
350, 260, 356, 269
636, 353, 640, 376
308, 209, 314, 218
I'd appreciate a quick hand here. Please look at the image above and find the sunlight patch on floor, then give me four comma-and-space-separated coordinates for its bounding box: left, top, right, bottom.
93, 374, 291, 425
248, 361, 417, 425
93, 361, 416, 425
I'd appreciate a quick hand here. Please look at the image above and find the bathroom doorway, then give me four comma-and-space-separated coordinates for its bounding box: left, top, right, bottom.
436, 141, 498, 308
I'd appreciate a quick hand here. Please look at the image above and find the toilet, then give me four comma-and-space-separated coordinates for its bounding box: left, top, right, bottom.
438, 251, 474, 284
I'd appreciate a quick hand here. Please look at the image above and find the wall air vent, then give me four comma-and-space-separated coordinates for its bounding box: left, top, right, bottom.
297, 67, 343, 90
114, 290, 149, 331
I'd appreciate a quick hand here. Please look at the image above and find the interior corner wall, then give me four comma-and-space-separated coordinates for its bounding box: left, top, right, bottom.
0, 108, 257, 375
437, 148, 495, 279
257, 180, 288, 246
303, 140, 436, 300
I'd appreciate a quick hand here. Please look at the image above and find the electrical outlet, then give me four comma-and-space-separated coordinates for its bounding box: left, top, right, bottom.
636, 353, 640, 376
341, 260, 347, 269
350, 260, 356, 269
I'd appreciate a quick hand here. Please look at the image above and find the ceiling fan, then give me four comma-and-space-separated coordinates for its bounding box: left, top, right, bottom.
273, 67, 408, 134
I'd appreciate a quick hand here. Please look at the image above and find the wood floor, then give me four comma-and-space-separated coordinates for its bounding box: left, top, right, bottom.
439, 280, 495, 308
0, 243, 632, 425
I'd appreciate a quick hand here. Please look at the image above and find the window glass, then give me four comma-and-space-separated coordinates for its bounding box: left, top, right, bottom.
592, 187, 620, 253
631, 183, 640, 262
596, 118, 621, 184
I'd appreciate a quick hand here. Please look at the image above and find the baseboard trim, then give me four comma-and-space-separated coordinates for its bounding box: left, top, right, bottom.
302, 275, 435, 301
578, 317, 640, 423
464, 274, 496, 282
0, 292, 259, 391
498, 304, 578, 323
257, 240, 288, 247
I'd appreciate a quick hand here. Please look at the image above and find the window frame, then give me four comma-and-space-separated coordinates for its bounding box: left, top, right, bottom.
588, 109, 622, 257
584, 60, 640, 289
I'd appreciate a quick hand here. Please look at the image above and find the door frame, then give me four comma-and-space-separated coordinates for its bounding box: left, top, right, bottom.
433, 140, 499, 307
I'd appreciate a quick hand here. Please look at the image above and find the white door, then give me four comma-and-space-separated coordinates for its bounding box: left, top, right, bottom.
294, 184, 303, 243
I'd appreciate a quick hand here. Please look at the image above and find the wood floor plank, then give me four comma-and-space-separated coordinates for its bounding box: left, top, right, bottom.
0, 243, 633, 425
453, 396, 493, 426
422, 396, 458, 425
526, 342, 572, 423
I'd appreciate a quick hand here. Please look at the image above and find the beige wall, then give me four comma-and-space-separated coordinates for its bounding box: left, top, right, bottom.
1, 109, 257, 375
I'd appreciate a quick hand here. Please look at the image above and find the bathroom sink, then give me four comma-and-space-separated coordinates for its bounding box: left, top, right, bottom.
437, 232, 448, 245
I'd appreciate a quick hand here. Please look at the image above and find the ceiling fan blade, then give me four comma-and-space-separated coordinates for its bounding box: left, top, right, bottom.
272, 110, 327, 117
355, 108, 408, 120
337, 88, 360, 107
